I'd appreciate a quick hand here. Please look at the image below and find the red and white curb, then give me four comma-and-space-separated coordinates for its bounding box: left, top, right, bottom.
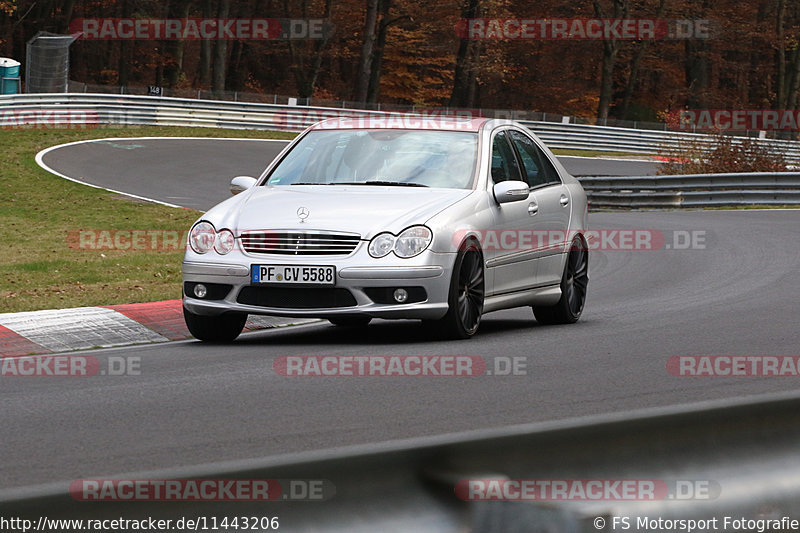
0, 300, 314, 357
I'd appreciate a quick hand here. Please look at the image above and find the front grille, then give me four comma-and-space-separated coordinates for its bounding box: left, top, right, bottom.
237, 286, 358, 309
240, 230, 360, 256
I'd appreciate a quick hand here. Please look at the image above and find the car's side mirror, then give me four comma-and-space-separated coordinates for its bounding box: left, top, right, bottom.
493, 180, 530, 204
230, 176, 258, 195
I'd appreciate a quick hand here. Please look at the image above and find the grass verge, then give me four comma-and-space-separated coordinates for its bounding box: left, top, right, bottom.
0, 126, 296, 313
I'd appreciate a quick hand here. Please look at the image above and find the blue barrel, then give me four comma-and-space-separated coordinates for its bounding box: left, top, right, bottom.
0, 58, 22, 94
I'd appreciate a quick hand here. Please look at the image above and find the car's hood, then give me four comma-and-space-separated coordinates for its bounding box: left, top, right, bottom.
216, 185, 473, 238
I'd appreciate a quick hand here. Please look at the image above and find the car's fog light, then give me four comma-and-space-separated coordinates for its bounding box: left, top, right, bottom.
393, 288, 408, 303
194, 284, 208, 298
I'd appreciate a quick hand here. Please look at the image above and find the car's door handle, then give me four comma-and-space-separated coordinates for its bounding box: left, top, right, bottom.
528, 202, 539, 216
560, 194, 570, 207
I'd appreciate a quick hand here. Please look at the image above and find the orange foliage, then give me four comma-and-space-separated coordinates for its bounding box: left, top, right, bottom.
2, 0, 799, 123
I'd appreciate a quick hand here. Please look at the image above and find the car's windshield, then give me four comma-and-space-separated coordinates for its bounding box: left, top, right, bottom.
264, 129, 478, 189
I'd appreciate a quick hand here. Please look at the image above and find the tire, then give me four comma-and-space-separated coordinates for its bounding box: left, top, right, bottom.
434, 240, 485, 339
533, 237, 588, 325
183, 307, 247, 342
328, 317, 372, 327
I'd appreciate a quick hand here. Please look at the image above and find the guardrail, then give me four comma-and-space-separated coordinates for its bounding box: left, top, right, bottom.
4, 92, 800, 164
2, 392, 800, 532
0, 93, 379, 131
62, 80, 704, 133
579, 172, 800, 208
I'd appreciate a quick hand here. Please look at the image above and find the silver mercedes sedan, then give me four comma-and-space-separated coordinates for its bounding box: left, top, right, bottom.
182, 116, 588, 341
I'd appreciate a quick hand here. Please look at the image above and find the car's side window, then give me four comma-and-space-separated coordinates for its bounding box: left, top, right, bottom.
537, 147, 562, 185
509, 130, 545, 187
490, 131, 522, 184
509, 130, 562, 187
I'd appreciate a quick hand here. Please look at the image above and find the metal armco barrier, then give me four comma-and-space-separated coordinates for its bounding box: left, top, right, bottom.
2, 392, 800, 532
0, 93, 381, 131
579, 172, 800, 208
3, 92, 800, 162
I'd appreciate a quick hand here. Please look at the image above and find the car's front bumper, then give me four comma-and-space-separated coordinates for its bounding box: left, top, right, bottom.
181, 248, 455, 320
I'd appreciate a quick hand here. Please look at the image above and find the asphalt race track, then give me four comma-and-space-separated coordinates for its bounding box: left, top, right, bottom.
39, 137, 662, 210
39, 138, 290, 211
5, 138, 797, 491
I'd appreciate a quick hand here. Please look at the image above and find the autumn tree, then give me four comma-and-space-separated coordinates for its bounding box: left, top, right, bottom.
593, 0, 627, 122
163, 0, 192, 87
285, 0, 333, 99
3, 0, 800, 131
450, 0, 483, 107
208, 0, 231, 93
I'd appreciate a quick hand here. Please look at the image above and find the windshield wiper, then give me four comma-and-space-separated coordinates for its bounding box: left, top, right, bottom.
290, 180, 429, 187
328, 180, 428, 187
289, 181, 369, 185
365, 180, 428, 187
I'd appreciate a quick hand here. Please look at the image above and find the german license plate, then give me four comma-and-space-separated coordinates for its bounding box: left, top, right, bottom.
251, 265, 336, 285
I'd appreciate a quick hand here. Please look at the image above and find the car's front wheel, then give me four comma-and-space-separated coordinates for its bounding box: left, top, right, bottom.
183, 307, 248, 342
533, 237, 588, 324
433, 240, 485, 339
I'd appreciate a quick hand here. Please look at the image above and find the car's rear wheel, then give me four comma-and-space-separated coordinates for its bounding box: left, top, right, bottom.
329, 317, 372, 327
183, 307, 248, 342
533, 237, 588, 325
434, 241, 485, 339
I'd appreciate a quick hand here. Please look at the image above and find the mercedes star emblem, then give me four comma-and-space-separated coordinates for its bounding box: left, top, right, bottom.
297, 206, 310, 222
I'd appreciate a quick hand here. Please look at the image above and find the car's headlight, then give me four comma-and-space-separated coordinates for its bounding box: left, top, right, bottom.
189, 221, 216, 254
368, 232, 395, 258
214, 229, 235, 254
369, 226, 433, 259
394, 226, 432, 258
